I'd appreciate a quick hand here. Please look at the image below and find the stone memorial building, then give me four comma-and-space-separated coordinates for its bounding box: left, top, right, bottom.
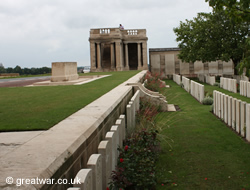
89, 27, 148, 72
149, 48, 234, 77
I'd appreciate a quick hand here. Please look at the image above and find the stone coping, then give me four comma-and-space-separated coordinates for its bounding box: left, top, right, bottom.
0, 70, 147, 189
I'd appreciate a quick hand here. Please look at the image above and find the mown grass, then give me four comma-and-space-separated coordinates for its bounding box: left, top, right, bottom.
156, 80, 250, 190
0, 71, 139, 131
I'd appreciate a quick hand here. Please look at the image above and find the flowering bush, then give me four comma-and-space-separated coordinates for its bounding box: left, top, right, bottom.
143, 71, 165, 92
109, 129, 159, 190
108, 98, 161, 190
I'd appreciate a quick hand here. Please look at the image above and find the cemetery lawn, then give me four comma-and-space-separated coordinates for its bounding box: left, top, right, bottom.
156, 80, 250, 189
0, 70, 140, 132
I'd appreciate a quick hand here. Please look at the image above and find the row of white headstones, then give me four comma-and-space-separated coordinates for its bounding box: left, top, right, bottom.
213, 90, 250, 142
67, 90, 140, 190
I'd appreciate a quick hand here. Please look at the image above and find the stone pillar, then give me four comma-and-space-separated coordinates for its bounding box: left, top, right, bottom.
124, 43, 129, 70
96, 42, 102, 71
90, 42, 96, 71
142, 42, 148, 70
115, 41, 123, 71
137, 43, 142, 70
110, 43, 115, 70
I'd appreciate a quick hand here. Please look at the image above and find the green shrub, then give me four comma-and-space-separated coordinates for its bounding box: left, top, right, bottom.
213, 82, 220, 87
202, 96, 214, 105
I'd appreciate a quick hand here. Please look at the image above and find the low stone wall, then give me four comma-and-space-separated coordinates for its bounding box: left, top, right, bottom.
66, 90, 141, 190
240, 80, 250, 98
220, 77, 237, 93
0, 71, 147, 190
213, 90, 250, 142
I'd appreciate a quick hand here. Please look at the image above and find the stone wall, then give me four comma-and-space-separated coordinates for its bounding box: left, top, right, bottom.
149, 48, 234, 77
66, 90, 141, 190
0, 71, 147, 190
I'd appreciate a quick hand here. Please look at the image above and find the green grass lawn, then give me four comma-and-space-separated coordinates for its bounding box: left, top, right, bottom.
156, 80, 250, 190
0, 71, 139, 132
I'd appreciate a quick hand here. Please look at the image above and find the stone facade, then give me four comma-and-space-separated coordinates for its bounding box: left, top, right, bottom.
149, 48, 234, 77
89, 28, 148, 72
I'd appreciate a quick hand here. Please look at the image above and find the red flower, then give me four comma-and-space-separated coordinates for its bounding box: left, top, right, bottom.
120, 158, 124, 163
106, 187, 110, 190
124, 145, 128, 151
205, 178, 208, 180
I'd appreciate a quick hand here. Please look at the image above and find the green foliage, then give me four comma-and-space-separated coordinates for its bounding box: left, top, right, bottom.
1, 65, 52, 75
202, 96, 214, 105
206, 0, 250, 22
173, 11, 249, 72
109, 129, 160, 190
143, 71, 166, 92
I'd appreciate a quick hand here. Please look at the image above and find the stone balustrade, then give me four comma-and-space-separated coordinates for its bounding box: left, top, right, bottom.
67, 90, 141, 190
240, 80, 250, 98
213, 90, 250, 142
220, 77, 237, 93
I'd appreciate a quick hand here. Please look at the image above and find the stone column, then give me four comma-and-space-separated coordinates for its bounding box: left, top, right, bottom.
142, 42, 148, 70
137, 43, 142, 70
124, 42, 129, 70
115, 41, 123, 71
110, 43, 115, 70
96, 42, 102, 71
90, 42, 96, 71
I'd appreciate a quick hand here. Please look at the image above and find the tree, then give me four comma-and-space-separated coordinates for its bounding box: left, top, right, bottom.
0, 63, 6, 73
205, 0, 250, 22
13, 65, 23, 75
173, 11, 249, 74
206, 0, 250, 76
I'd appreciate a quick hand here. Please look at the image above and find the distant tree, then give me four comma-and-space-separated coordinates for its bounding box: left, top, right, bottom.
13, 65, 23, 75
173, 11, 249, 74
6, 67, 14, 73
0, 64, 6, 73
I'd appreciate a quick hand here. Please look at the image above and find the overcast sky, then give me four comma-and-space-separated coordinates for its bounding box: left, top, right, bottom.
0, 0, 212, 68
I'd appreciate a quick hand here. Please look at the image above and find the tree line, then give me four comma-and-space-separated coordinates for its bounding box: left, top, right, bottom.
0, 65, 51, 75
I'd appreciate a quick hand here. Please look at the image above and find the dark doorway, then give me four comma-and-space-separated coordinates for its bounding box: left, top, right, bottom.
128, 43, 138, 70
101, 43, 111, 70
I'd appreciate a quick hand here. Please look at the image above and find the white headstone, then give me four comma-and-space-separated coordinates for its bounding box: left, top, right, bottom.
240, 102, 246, 137
236, 100, 241, 133
87, 154, 102, 190
105, 132, 117, 171
73, 169, 92, 190
246, 104, 250, 142
98, 140, 112, 190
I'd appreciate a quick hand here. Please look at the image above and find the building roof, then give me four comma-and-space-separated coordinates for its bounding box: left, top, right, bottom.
149, 48, 181, 52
